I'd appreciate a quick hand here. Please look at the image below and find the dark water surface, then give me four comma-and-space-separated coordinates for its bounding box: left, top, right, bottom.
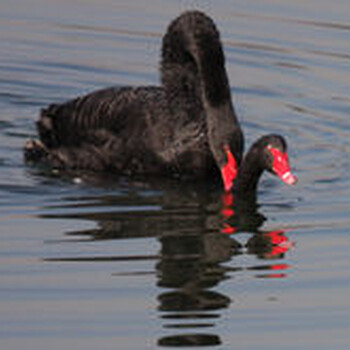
1, 0, 350, 349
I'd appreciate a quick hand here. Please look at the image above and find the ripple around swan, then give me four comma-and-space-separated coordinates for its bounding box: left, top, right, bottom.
1, 1, 350, 349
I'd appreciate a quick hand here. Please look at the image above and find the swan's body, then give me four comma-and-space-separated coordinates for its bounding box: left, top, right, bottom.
25, 11, 296, 194
35, 86, 213, 177
26, 11, 243, 190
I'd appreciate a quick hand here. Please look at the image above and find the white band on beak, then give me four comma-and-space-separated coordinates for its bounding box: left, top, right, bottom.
282, 171, 291, 180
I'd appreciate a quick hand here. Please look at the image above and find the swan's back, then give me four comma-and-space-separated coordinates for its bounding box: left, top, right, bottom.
38, 86, 162, 148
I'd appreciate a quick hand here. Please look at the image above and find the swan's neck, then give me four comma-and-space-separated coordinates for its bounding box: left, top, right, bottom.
161, 11, 243, 170
235, 149, 264, 200
161, 11, 231, 107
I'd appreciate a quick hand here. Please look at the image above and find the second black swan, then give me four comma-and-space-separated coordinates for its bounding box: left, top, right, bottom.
25, 11, 297, 192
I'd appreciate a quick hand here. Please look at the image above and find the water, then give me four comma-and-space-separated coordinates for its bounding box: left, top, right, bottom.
1, 0, 350, 349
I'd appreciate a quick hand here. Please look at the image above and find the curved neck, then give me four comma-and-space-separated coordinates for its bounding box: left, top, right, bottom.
161, 11, 231, 106
161, 11, 242, 166
235, 148, 264, 201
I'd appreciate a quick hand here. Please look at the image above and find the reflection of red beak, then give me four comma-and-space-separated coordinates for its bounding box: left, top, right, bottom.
268, 147, 297, 185
265, 230, 295, 257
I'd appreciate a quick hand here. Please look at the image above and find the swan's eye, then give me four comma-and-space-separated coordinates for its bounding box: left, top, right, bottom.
267, 144, 282, 161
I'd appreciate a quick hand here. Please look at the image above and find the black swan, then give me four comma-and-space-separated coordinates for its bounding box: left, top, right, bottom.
25, 11, 296, 192
220, 135, 296, 235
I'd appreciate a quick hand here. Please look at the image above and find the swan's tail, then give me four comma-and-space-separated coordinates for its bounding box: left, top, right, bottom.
24, 138, 49, 162
37, 105, 60, 148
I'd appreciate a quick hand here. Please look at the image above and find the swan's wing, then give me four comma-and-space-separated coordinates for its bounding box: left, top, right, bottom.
37, 86, 161, 148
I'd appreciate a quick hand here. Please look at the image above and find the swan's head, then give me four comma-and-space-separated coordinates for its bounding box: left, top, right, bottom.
261, 135, 297, 185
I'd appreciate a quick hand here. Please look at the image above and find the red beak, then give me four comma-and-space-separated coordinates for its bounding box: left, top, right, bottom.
221, 147, 238, 191
268, 147, 297, 185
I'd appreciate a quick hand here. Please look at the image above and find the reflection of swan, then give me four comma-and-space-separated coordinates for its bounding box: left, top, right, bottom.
40, 181, 294, 346
220, 191, 294, 270
247, 230, 294, 260
155, 214, 293, 346
44, 183, 221, 241
158, 333, 221, 347
156, 230, 235, 349
220, 191, 266, 234
157, 232, 240, 290
158, 289, 230, 312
